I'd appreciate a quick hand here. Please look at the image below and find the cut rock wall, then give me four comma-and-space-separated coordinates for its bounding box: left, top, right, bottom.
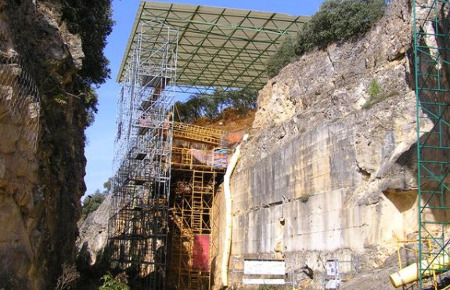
219, 0, 447, 288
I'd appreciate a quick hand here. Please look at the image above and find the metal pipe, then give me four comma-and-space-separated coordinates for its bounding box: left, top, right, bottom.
390, 254, 450, 287
221, 134, 247, 286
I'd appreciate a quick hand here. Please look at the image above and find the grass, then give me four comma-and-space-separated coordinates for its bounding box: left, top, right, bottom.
362, 79, 399, 109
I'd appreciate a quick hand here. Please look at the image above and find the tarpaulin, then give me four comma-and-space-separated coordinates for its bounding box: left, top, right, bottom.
193, 235, 210, 271
190, 149, 228, 168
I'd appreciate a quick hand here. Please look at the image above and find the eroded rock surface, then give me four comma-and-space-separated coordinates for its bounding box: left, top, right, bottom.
0, 1, 87, 288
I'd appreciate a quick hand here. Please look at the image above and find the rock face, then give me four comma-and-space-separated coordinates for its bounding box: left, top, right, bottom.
221, 0, 448, 288
77, 195, 111, 265
0, 1, 88, 288
0, 68, 40, 289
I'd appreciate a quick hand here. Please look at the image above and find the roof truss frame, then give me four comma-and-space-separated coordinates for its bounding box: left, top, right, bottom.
118, 2, 308, 91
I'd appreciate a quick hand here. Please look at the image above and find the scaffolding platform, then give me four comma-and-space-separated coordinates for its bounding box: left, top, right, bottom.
173, 122, 225, 146
141, 75, 170, 89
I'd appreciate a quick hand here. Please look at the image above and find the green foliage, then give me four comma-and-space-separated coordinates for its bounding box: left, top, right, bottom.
103, 177, 113, 194
81, 177, 113, 219
362, 79, 399, 109
174, 88, 257, 123
266, 0, 386, 77
60, 0, 113, 126
266, 36, 297, 78
99, 272, 130, 290
62, 0, 114, 86
367, 79, 381, 98
295, 0, 386, 55
81, 191, 105, 219
83, 87, 99, 127
362, 78, 381, 109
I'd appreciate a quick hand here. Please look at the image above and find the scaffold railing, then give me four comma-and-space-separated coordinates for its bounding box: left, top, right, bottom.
171, 147, 228, 171
413, 0, 450, 287
173, 122, 225, 146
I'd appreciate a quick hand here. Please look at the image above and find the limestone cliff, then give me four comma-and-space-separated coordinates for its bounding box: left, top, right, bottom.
224, 0, 448, 288
77, 194, 111, 266
0, 0, 89, 288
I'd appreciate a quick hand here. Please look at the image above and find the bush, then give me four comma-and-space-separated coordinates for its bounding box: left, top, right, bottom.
266, 0, 387, 77
362, 79, 399, 109
367, 79, 381, 99
99, 272, 130, 290
266, 36, 297, 78
295, 0, 386, 55
81, 191, 106, 219
55, 264, 79, 290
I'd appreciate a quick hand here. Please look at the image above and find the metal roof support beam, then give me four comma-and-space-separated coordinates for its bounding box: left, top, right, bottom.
117, 1, 308, 92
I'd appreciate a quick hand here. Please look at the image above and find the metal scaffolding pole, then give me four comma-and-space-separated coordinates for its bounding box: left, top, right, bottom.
413, 0, 450, 288
108, 20, 178, 289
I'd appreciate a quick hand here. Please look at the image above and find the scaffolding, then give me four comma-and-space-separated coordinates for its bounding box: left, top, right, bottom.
168, 170, 218, 289
108, 20, 178, 288
110, 3, 305, 288
394, 238, 438, 289
413, 0, 450, 288
167, 127, 228, 289
171, 147, 229, 171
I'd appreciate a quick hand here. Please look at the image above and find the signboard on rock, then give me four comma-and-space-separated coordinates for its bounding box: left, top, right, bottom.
243, 260, 285, 275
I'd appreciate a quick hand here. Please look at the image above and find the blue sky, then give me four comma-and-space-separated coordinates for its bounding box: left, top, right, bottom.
84, 0, 324, 195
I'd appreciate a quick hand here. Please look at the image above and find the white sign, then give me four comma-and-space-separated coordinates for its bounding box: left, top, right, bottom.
326, 260, 339, 276
243, 260, 285, 275
242, 279, 286, 285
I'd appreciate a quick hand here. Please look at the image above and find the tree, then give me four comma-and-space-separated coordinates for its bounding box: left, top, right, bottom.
55, 264, 80, 290
267, 0, 387, 77
81, 190, 106, 219
266, 36, 297, 78
103, 177, 113, 194
62, 0, 114, 86
174, 89, 257, 123
60, 0, 114, 125
295, 0, 386, 54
